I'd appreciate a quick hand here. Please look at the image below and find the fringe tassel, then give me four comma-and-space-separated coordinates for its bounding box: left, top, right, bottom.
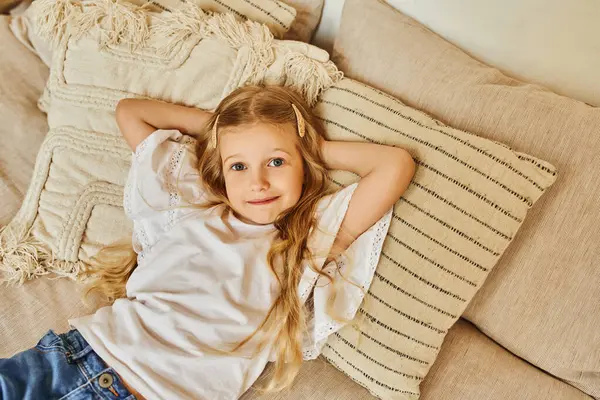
209, 13, 275, 84
79, 0, 152, 49
31, 0, 74, 47
0, 225, 52, 286
46, 258, 88, 281
282, 52, 344, 106
206, 12, 274, 62
152, 5, 211, 57
31, 0, 153, 49
0, 224, 90, 286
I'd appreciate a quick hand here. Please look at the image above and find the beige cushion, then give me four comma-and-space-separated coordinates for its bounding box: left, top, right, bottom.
333, 0, 600, 397
242, 355, 375, 399
0, 15, 48, 225
386, 0, 600, 107
316, 0, 600, 107
281, 0, 323, 42
420, 319, 593, 400
309, 77, 555, 399
0, 276, 106, 358
0, 0, 341, 284
9, 6, 53, 66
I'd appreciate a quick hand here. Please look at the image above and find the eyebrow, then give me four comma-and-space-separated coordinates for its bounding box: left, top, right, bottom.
223, 148, 293, 165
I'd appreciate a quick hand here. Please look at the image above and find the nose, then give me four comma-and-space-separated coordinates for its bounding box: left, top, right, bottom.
250, 168, 270, 192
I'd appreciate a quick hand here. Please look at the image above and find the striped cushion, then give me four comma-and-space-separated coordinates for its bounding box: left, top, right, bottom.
131, 0, 296, 37
315, 78, 557, 399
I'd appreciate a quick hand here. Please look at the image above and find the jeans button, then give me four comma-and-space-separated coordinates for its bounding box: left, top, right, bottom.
98, 373, 114, 388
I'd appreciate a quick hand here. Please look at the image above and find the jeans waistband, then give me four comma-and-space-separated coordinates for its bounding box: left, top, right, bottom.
53, 329, 137, 399
58, 329, 96, 363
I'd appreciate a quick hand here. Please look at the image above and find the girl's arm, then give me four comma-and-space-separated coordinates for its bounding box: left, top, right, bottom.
116, 98, 213, 151
321, 140, 416, 263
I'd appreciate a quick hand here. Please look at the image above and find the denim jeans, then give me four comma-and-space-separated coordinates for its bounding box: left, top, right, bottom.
0, 328, 136, 399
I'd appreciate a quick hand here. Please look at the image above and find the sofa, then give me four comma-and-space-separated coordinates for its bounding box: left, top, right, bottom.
0, 0, 598, 399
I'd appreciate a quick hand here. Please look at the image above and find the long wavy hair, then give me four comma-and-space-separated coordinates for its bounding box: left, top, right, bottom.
81, 85, 363, 393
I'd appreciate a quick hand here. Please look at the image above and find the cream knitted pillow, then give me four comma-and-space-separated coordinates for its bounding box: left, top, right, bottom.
0, 0, 341, 284
314, 78, 557, 399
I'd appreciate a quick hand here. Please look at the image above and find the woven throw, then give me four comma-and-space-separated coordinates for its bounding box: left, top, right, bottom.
314, 78, 557, 399
0, 0, 342, 285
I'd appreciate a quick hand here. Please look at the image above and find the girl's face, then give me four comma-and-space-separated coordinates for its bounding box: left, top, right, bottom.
219, 122, 305, 225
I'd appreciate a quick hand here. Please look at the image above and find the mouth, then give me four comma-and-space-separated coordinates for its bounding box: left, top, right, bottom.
247, 196, 279, 205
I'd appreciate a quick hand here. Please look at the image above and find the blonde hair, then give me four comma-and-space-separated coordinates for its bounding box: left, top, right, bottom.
81, 85, 365, 393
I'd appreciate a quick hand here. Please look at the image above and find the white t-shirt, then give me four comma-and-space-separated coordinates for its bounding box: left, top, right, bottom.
69, 129, 392, 400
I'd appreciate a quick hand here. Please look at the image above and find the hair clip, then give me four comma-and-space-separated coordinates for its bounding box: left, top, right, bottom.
210, 114, 220, 149
291, 104, 305, 138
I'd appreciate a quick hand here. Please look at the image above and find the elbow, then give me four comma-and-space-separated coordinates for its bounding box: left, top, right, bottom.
115, 99, 128, 134
115, 98, 132, 127
392, 149, 416, 193
115, 98, 142, 141
394, 148, 416, 175
402, 150, 416, 178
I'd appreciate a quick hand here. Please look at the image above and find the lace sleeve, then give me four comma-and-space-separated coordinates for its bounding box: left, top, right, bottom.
123, 129, 205, 262
300, 207, 392, 360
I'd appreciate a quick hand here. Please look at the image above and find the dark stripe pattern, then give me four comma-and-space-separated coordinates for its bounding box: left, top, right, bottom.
266, 0, 295, 16
358, 309, 440, 350
324, 345, 421, 397
367, 290, 449, 334
321, 99, 537, 205
332, 332, 423, 381
318, 79, 555, 398
329, 84, 553, 189
373, 271, 457, 320
216, 0, 291, 30
328, 179, 483, 289
319, 116, 525, 223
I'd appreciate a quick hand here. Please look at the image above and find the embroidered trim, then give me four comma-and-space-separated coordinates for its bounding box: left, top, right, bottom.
165, 136, 196, 230
124, 132, 152, 219
135, 140, 148, 160
136, 222, 151, 257
127, 133, 199, 264
125, 137, 153, 260
123, 174, 133, 218
299, 265, 319, 301
301, 210, 391, 361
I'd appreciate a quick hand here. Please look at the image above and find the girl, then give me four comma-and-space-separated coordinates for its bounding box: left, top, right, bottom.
0, 85, 415, 399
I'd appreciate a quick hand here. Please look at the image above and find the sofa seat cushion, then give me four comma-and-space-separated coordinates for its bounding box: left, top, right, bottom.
420, 319, 593, 400
0, 15, 48, 225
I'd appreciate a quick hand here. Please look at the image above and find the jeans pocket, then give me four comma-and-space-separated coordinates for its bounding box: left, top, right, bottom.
34, 329, 66, 353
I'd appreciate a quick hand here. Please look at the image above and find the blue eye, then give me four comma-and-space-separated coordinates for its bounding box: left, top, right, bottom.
231, 163, 246, 171
268, 158, 285, 167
